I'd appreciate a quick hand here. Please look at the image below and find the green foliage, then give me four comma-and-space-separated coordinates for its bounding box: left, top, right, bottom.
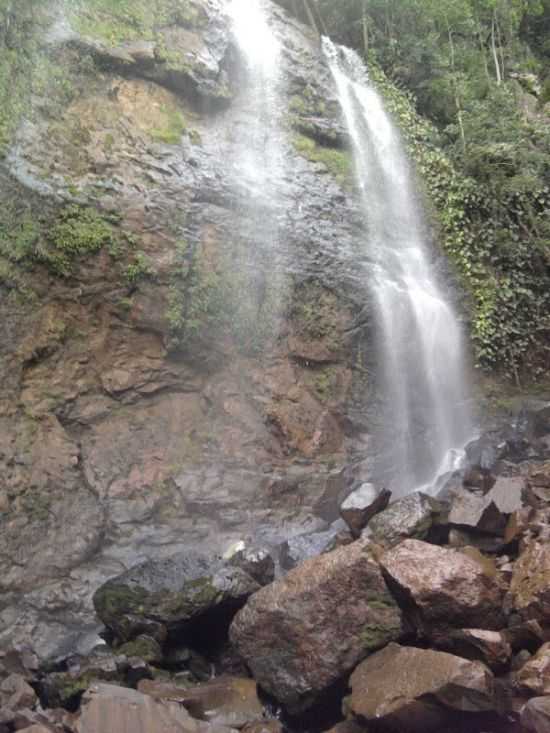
293, 134, 353, 185
0, 204, 130, 278
149, 106, 187, 144
69, 0, 207, 45
125, 252, 153, 283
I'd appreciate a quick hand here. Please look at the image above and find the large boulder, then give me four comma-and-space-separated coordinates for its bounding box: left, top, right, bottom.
380, 540, 505, 634
345, 643, 495, 732
522, 697, 550, 733
229, 540, 404, 712
510, 541, 550, 623
363, 492, 441, 547
93, 553, 260, 642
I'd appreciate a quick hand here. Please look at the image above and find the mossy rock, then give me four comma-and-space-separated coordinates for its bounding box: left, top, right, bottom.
93, 552, 260, 643
293, 133, 353, 186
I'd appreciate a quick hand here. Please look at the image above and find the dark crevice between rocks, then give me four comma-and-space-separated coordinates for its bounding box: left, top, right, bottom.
276, 676, 350, 733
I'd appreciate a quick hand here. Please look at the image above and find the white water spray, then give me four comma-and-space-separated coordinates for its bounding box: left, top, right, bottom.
324, 40, 472, 495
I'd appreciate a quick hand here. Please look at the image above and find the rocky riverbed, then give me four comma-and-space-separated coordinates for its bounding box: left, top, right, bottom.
2, 399, 550, 732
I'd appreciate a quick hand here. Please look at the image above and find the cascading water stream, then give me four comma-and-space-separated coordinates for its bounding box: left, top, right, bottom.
225, 0, 288, 347
324, 41, 473, 496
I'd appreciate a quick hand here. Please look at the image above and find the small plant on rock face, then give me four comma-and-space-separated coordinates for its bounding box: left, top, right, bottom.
125, 252, 153, 283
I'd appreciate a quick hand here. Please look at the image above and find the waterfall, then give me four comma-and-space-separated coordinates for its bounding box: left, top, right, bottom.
225, 0, 288, 347
324, 40, 472, 496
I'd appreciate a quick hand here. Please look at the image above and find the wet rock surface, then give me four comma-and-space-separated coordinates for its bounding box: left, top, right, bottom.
340, 483, 391, 537
346, 643, 495, 732
380, 539, 506, 634
0, 0, 366, 661
363, 492, 442, 547
230, 540, 403, 713
93, 551, 261, 642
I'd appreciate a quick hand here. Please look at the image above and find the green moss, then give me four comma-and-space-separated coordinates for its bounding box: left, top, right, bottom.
71, 0, 207, 46
150, 106, 187, 144
125, 252, 153, 283
360, 622, 399, 651
118, 635, 162, 663
293, 134, 352, 185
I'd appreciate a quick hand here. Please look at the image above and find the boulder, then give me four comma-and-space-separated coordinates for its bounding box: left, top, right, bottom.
340, 484, 391, 537
138, 677, 264, 728
380, 540, 505, 633
93, 552, 260, 642
522, 696, 550, 733
75, 683, 237, 733
363, 492, 441, 547
510, 541, 550, 623
447, 477, 526, 535
345, 643, 495, 732
515, 643, 550, 696
229, 540, 403, 712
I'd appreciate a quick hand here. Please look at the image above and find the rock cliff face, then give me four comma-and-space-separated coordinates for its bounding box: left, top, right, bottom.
0, 0, 375, 659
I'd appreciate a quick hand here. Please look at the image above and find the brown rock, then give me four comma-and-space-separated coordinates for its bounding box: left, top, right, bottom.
75, 683, 237, 733
515, 643, 550, 695
138, 677, 264, 728
0, 674, 37, 711
340, 484, 391, 537
346, 643, 495, 732
530, 462, 550, 489
521, 696, 550, 733
229, 540, 403, 712
364, 492, 441, 548
503, 620, 546, 652
381, 539, 505, 633
510, 541, 550, 623
432, 628, 512, 671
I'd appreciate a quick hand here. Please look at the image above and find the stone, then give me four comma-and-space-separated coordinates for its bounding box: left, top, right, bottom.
522, 697, 550, 733
503, 620, 546, 652
346, 643, 495, 732
363, 492, 441, 547
340, 484, 391, 537
510, 541, 550, 623
93, 552, 260, 642
230, 540, 403, 712
515, 643, 550, 696
279, 523, 345, 571
138, 676, 264, 728
226, 547, 275, 587
75, 683, 237, 733
530, 462, 550, 501
117, 635, 162, 665
431, 628, 512, 671
447, 484, 520, 535
0, 674, 37, 711
381, 539, 505, 633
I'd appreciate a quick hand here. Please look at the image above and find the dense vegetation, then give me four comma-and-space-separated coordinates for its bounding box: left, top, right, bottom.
283, 0, 550, 382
